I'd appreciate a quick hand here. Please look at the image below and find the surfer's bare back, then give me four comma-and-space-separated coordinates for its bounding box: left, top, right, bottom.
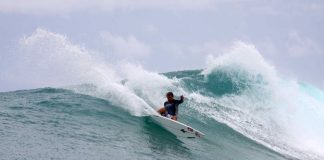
157, 92, 184, 121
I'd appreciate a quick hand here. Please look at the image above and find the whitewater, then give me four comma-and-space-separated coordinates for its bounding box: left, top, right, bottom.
1, 29, 324, 160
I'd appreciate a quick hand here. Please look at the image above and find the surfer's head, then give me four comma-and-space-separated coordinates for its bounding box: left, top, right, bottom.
166, 92, 174, 101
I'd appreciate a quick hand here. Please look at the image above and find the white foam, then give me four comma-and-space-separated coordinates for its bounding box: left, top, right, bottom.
203, 41, 277, 84
191, 41, 324, 159
119, 63, 178, 109
12, 28, 158, 116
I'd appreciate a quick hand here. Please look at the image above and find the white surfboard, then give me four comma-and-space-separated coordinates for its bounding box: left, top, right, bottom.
151, 115, 205, 138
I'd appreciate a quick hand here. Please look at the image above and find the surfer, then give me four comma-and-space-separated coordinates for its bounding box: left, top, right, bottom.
157, 92, 184, 121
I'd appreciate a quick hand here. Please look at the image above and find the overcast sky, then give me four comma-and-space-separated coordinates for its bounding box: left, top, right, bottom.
0, 0, 323, 91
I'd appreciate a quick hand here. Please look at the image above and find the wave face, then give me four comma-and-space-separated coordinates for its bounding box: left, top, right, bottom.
0, 87, 287, 160
1, 29, 324, 160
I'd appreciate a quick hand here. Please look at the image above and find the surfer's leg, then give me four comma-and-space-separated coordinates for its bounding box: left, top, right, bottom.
157, 107, 166, 115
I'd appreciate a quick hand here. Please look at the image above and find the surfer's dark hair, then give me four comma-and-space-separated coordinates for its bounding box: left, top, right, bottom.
166, 92, 174, 97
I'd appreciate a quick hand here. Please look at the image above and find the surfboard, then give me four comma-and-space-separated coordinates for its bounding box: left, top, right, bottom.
151, 115, 205, 138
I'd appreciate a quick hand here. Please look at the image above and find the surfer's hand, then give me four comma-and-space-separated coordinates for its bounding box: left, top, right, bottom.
180, 95, 184, 100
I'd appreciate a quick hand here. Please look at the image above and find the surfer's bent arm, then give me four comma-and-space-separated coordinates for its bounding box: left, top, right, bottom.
174, 95, 184, 116
175, 95, 184, 104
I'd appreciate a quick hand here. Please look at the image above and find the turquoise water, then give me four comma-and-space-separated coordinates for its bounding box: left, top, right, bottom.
0, 87, 287, 160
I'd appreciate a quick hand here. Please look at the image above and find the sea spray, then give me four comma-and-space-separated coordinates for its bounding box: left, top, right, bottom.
14, 28, 157, 116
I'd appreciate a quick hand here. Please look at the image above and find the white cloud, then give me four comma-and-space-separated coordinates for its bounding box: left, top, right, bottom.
302, 2, 324, 14
0, 0, 81, 14
100, 32, 151, 59
147, 40, 232, 71
1, 0, 323, 16
145, 24, 159, 33
187, 40, 227, 56
1, 0, 323, 18
0, 0, 216, 14
287, 30, 322, 57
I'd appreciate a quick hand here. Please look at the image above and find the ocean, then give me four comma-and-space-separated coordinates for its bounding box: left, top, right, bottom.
1, 32, 324, 159
1, 68, 324, 160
